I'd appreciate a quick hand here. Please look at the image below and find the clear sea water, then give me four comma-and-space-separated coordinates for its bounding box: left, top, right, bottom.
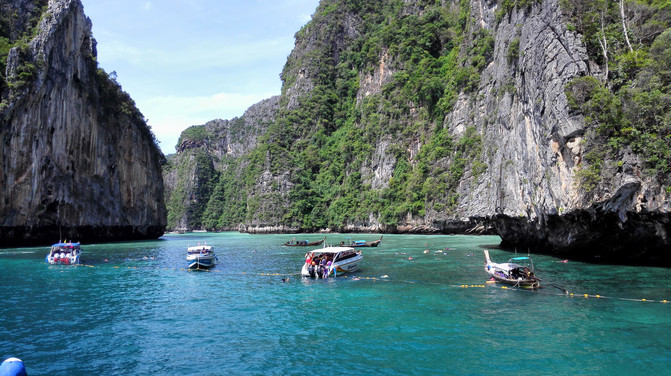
1, 232, 670, 375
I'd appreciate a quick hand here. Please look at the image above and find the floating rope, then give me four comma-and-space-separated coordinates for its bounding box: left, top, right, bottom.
476, 283, 670, 304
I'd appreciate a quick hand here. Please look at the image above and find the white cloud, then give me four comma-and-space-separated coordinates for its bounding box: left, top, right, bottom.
80, 0, 321, 155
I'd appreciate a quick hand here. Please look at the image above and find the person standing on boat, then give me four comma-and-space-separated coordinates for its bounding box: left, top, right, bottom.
320, 256, 331, 278
320, 257, 328, 278
325, 259, 333, 278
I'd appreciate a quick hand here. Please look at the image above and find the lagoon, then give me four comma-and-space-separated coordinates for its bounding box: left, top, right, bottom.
1, 233, 670, 375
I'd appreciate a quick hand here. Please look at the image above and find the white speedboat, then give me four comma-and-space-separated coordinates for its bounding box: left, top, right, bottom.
45, 242, 81, 265
186, 245, 217, 269
301, 246, 362, 278
483, 249, 540, 289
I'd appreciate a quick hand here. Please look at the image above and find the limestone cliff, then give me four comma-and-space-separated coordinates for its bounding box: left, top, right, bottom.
165, 0, 670, 265
0, 0, 166, 246
444, 0, 670, 264
163, 97, 279, 231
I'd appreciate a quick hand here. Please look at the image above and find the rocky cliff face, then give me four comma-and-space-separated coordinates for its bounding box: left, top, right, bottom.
0, 0, 166, 246
460, 0, 670, 264
165, 0, 670, 265
163, 97, 280, 231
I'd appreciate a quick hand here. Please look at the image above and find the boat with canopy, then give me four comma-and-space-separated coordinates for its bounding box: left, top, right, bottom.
483, 249, 540, 289
301, 246, 363, 279
186, 244, 218, 269
45, 241, 81, 265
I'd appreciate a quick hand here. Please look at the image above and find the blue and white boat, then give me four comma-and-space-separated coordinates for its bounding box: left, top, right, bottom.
45, 241, 81, 265
186, 245, 217, 269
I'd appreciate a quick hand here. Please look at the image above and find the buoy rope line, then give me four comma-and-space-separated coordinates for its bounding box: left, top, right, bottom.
69, 264, 669, 303
456, 283, 670, 303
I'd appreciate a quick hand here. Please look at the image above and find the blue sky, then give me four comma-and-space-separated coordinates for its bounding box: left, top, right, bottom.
80, 0, 320, 155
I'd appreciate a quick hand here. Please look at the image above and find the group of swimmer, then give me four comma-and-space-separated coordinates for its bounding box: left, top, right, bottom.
305, 253, 334, 279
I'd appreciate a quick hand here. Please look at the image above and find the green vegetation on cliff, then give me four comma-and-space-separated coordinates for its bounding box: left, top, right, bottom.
562, 0, 671, 192
0, 0, 48, 106
167, 0, 493, 231
165, 0, 671, 232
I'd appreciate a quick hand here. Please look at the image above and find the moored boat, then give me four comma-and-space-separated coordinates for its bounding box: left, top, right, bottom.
340, 236, 383, 247
483, 249, 540, 289
284, 236, 326, 247
301, 246, 363, 278
45, 241, 81, 265
186, 244, 217, 269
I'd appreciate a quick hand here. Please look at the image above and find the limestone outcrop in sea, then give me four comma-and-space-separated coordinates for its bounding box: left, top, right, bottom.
0, 0, 166, 245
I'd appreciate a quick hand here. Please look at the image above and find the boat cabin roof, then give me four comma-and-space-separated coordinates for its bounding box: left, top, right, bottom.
507, 256, 534, 268
188, 245, 212, 252
51, 242, 80, 247
307, 246, 356, 255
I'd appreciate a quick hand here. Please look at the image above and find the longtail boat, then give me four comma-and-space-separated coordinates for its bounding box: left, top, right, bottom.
339, 236, 383, 247
483, 249, 540, 289
284, 236, 326, 247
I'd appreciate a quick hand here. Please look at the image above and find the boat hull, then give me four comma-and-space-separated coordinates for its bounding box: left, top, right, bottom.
187, 255, 217, 269
347, 242, 380, 248
486, 272, 540, 289
334, 256, 362, 273
46, 255, 80, 265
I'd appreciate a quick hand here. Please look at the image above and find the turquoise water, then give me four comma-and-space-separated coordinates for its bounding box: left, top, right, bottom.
1, 233, 670, 375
